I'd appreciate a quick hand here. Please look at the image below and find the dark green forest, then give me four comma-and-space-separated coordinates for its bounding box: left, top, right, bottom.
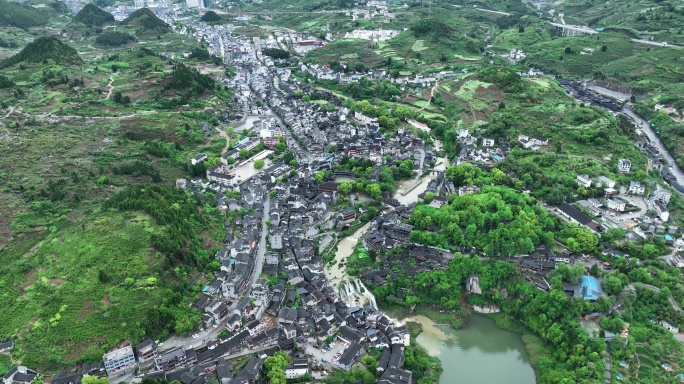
200, 10, 222, 22
0, 0, 47, 29
73, 4, 114, 27
121, 8, 170, 34
0, 74, 14, 88
263, 48, 291, 59
0, 36, 82, 69
95, 31, 136, 46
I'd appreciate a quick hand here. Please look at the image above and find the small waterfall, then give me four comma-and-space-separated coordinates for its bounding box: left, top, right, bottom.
338, 287, 347, 302
369, 295, 377, 310
346, 282, 355, 296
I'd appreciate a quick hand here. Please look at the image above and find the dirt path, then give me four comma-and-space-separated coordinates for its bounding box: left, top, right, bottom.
102, 292, 112, 306
104, 74, 118, 100
2, 107, 15, 119
22, 241, 43, 259
419, 81, 441, 111
214, 126, 231, 152
76, 300, 92, 323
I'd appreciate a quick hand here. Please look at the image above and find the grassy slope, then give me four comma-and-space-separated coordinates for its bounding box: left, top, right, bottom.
306, 38, 385, 67
3, 212, 167, 367
442, 74, 647, 176
0, 9, 230, 370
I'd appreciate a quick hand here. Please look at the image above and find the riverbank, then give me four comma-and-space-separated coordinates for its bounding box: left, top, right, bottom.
382, 303, 466, 330
481, 312, 547, 378
409, 313, 536, 384
382, 303, 545, 383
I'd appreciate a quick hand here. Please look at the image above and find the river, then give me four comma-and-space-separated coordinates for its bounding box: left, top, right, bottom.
414, 314, 536, 384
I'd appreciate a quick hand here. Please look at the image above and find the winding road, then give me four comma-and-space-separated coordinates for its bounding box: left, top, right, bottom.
104, 74, 118, 100
214, 126, 232, 152
622, 105, 684, 187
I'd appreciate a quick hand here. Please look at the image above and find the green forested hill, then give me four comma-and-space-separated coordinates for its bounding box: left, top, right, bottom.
0, 74, 14, 88
0, 185, 210, 369
0, 0, 48, 29
0, 36, 82, 69
73, 3, 115, 27
121, 8, 170, 34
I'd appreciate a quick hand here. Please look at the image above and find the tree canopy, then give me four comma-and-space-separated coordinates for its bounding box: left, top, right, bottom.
73, 4, 114, 27
201, 11, 221, 22
264, 351, 290, 384
0, 36, 82, 69
95, 32, 136, 47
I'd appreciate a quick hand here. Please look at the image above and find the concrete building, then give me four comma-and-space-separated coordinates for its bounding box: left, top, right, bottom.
618, 159, 631, 173
597, 176, 616, 189
576, 174, 592, 188
103, 345, 135, 374
629, 181, 645, 195
607, 198, 626, 212
659, 190, 672, 206
134, 339, 158, 367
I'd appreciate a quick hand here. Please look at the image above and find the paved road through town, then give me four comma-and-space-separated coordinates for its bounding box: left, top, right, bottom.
250, 194, 270, 291
622, 106, 684, 186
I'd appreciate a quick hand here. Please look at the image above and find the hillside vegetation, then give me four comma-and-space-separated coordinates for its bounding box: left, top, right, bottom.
73, 4, 115, 27
0, 9, 231, 368
0, 0, 47, 29
0, 36, 82, 69
121, 8, 170, 34
95, 31, 136, 46
0, 74, 13, 88
2, 185, 209, 369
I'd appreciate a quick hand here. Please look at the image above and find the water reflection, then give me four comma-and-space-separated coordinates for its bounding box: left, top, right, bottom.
415, 315, 536, 384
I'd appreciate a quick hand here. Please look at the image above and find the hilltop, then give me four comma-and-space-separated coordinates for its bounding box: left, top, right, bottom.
121, 8, 170, 34
73, 3, 114, 27
0, 36, 82, 69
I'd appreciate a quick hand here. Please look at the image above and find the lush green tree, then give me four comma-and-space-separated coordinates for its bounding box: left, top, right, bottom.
82, 376, 109, 384
254, 159, 265, 169
262, 48, 290, 59
339, 180, 353, 195
366, 183, 382, 199
264, 351, 290, 384
201, 10, 221, 22
603, 274, 625, 295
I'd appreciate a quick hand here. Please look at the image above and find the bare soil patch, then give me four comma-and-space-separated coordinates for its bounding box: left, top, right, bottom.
76, 300, 92, 323
49, 278, 66, 288
102, 292, 111, 307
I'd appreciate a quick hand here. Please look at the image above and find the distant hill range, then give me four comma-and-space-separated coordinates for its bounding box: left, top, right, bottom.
73, 3, 114, 27
0, 0, 48, 29
121, 8, 170, 34
0, 36, 82, 69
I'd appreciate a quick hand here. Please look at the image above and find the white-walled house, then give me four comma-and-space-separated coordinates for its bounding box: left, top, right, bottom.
576, 174, 592, 188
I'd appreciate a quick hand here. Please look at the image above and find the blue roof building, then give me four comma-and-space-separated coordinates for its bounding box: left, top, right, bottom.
562, 275, 604, 301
